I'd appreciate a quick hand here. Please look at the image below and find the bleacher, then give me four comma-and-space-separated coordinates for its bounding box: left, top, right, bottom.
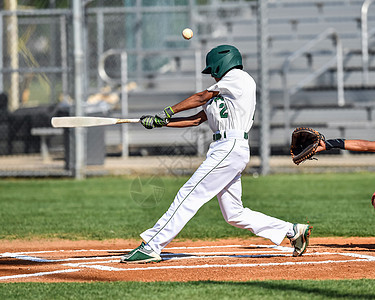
104, 0, 375, 155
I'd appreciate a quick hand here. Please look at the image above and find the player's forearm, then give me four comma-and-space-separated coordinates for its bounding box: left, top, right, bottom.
166, 111, 207, 128
320, 139, 375, 152
344, 140, 375, 152
171, 90, 218, 114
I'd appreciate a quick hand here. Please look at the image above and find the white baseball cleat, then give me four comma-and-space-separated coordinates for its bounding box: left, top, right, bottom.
288, 223, 312, 257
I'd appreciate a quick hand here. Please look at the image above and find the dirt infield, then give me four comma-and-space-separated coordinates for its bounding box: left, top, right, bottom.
0, 237, 374, 282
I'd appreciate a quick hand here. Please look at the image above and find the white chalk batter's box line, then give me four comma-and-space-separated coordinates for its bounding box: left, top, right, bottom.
0, 244, 374, 280
0, 244, 295, 263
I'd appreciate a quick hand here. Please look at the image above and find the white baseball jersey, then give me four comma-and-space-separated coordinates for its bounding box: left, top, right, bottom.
203, 68, 256, 133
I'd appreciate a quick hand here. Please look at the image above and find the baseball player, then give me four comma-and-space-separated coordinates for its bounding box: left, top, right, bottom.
317, 138, 375, 209
121, 45, 312, 263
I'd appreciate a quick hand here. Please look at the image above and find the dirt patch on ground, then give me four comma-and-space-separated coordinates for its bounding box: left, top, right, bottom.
0, 237, 374, 282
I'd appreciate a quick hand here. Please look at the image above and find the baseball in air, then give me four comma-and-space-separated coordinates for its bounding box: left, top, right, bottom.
182, 28, 193, 40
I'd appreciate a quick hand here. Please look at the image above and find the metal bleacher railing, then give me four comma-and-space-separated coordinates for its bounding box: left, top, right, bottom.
276, 0, 375, 146
281, 27, 345, 143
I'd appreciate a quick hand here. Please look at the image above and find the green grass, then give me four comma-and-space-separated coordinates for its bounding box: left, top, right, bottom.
0, 280, 375, 299
0, 174, 374, 299
0, 173, 374, 240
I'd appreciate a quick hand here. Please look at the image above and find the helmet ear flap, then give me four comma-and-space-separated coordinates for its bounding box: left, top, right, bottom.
214, 66, 220, 77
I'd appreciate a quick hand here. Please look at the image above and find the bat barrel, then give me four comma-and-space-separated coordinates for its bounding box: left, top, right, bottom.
51, 117, 139, 128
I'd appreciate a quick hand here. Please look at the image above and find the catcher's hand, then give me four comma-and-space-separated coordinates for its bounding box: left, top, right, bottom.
290, 127, 325, 165
372, 193, 375, 209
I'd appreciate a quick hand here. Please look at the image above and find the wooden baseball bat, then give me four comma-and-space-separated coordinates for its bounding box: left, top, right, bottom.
51, 116, 140, 128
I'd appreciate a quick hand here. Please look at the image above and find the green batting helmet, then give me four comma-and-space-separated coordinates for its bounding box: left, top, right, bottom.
202, 45, 243, 78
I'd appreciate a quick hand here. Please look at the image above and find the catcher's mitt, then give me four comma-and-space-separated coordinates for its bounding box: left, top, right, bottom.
372, 193, 375, 209
290, 127, 325, 165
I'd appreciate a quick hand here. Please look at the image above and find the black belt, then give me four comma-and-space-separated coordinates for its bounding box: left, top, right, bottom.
213, 132, 249, 141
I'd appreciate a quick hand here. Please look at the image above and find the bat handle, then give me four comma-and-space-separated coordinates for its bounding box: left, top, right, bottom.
116, 118, 141, 124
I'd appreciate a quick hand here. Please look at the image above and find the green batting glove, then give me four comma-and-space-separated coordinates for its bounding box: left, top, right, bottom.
155, 106, 174, 126
140, 115, 158, 129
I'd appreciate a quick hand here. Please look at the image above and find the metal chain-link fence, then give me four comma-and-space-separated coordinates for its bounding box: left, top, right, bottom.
0, 6, 73, 176
0, 0, 256, 177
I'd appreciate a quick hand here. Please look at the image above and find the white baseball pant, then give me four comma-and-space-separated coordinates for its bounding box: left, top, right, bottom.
141, 137, 292, 254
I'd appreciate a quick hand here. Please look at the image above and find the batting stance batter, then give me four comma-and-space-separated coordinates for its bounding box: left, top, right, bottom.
121, 45, 312, 263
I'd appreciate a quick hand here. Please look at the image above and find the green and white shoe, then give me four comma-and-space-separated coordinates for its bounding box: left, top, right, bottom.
120, 242, 162, 263
288, 223, 312, 257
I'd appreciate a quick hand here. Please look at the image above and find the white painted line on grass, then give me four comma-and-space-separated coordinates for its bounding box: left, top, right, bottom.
0, 269, 80, 281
